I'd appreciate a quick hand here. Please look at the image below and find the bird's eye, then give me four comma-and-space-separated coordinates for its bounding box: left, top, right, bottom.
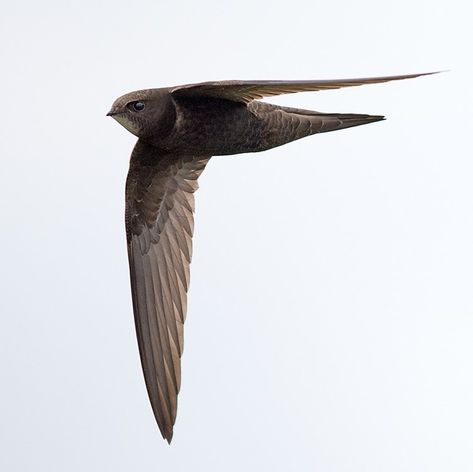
128, 101, 145, 112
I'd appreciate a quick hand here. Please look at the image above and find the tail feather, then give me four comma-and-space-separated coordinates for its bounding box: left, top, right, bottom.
315, 112, 385, 132
279, 105, 385, 135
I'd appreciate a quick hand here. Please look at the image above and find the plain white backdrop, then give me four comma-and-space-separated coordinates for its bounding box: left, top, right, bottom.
1, 1, 472, 471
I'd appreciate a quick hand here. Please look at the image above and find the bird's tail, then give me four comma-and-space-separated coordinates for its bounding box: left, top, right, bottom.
280, 105, 385, 135
313, 111, 385, 132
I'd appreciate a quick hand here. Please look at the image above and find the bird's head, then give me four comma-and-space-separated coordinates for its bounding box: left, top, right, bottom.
107, 88, 175, 139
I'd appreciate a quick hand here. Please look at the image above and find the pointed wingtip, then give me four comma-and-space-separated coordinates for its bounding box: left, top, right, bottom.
382, 70, 445, 83
406, 70, 448, 80
419, 70, 448, 76
164, 428, 174, 444
156, 419, 174, 444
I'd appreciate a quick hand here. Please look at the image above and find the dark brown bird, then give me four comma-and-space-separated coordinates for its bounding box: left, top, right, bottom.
108, 72, 435, 442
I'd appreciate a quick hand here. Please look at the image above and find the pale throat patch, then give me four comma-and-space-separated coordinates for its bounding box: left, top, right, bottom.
113, 115, 141, 136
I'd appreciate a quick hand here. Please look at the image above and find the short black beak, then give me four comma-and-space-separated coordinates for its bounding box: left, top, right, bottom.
106, 108, 119, 117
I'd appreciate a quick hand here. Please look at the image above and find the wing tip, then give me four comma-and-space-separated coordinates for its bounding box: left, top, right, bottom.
161, 426, 174, 444
410, 70, 447, 78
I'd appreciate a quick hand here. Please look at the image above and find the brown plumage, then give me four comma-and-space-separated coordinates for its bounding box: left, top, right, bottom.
107, 72, 436, 442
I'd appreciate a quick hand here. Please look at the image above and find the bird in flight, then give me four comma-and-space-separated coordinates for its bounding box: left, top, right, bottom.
108, 72, 436, 442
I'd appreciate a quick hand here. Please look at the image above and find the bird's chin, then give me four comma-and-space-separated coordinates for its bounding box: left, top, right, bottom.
112, 114, 141, 137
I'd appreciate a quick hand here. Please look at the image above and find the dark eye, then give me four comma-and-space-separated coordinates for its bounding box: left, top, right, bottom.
128, 101, 145, 112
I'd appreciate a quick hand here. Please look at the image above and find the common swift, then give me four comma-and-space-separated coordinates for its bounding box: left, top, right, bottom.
108, 72, 436, 442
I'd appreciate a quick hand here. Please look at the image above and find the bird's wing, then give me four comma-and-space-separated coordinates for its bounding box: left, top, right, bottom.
126, 139, 210, 443
171, 72, 438, 104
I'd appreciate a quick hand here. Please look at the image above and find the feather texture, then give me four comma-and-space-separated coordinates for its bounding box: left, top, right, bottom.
126, 140, 209, 442
171, 72, 438, 104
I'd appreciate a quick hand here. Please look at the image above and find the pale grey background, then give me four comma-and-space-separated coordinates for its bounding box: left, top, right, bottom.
1, 0, 472, 471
